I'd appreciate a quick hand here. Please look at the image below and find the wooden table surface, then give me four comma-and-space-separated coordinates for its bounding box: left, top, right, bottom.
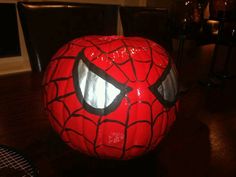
0, 71, 211, 177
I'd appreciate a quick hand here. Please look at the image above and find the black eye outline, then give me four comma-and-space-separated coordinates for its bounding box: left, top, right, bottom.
149, 59, 178, 108
73, 49, 132, 116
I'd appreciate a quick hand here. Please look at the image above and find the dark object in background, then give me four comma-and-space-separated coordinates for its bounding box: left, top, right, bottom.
0, 3, 21, 58
17, 2, 119, 72
120, 6, 173, 53
170, 0, 203, 38
209, 0, 236, 20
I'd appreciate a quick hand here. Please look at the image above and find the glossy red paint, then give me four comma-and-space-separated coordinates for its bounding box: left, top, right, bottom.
43, 36, 179, 159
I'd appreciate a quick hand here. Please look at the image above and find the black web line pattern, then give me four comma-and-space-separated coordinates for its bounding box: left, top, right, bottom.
44, 37, 178, 159
84, 37, 168, 83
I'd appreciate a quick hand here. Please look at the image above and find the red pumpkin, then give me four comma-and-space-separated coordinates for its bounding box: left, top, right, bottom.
43, 35, 178, 160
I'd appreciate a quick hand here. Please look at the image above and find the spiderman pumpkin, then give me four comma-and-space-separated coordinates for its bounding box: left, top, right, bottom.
43, 35, 178, 160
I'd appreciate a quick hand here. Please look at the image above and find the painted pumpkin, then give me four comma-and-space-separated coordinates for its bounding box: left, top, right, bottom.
43, 35, 178, 160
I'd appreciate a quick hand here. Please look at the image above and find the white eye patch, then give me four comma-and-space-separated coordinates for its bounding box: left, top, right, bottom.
73, 50, 131, 115
77, 60, 121, 109
157, 67, 178, 103
150, 61, 178, 108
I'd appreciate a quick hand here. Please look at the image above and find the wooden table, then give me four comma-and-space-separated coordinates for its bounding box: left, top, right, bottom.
0, 71, 211, 177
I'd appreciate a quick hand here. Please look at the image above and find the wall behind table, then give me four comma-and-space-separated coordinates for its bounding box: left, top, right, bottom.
0, 0, 147, 75
0, 0, 31, 76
